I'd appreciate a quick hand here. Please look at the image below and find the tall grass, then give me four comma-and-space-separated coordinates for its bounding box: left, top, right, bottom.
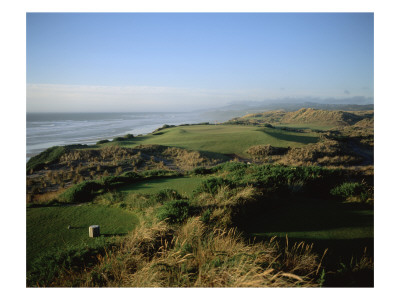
58, 216, 321, 287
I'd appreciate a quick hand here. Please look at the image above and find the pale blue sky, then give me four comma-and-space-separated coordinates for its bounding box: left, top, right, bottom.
26, 13, 374, 112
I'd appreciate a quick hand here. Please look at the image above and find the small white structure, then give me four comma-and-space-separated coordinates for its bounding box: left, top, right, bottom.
89, 225, 100, 238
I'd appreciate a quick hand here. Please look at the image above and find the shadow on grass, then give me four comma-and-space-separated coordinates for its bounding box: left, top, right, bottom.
118, 177, 173, 193
242, 199, 373, 233
241, 198, 373, 261
101, 233, 127, 237
259, 128, 319, 144
251, 234, 373, 287
66, 227, 128, 237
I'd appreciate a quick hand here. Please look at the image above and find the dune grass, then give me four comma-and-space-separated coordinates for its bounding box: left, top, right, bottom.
104, 124, 320, 157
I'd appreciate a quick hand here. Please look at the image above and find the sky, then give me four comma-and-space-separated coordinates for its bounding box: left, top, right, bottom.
26, 13, 374, 112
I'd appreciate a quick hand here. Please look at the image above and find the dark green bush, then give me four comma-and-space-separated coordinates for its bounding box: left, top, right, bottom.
193, 177, 235, 196
152, 189, 182, 203
140, 169, 181, 178
99, 172, 140, 189
157, 200, 191, 224
330, 182, 369, 200
192, 166, 213, 175
112, 137, 125, 142
99, 176, 126, 188
211, 161, 248, 173
59, 181, 103, 203
200, 209, 212, 223
96, 139, 110, 145
120, 171, 141, 179
112, 134, 134, 142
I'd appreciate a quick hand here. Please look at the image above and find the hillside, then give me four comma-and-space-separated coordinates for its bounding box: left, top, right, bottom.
229, 108, 373, 127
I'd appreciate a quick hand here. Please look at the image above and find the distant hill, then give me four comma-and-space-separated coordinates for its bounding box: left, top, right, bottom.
200, 102, 374, 123
229, 108, 374, 127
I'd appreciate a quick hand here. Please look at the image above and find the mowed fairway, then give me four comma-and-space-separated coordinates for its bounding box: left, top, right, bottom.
110, 125, 320, 157
27, 204, 138, 266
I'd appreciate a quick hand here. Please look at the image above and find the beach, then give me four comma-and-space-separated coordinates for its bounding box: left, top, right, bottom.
26, 111, 214, 160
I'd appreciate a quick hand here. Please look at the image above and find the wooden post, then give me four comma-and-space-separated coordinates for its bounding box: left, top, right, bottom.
89, 225, 100, 238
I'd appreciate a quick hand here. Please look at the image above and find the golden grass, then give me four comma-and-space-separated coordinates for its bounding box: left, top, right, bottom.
58, 214, 321, 287
28, 188, 66, 204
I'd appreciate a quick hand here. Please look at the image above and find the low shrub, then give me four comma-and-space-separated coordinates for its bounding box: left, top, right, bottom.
193, 177, 235, 196
330, 182, 371, 202
140, 169, 181, 178
200, 209, 212, 223
157, 200, 191, 224
192, 166, 213, 175
152, 189, 183, 203
246, 144, 289, 158
211, 161, 247, 173
96, 139, 110, 145
100, 172, 141, 189
112, 134, 134, 142
59, 180, 103, 203
113, 137, 125, 142
97, 192, 125, 206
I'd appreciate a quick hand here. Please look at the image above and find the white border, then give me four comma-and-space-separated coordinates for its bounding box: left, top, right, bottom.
2, 1, 399, 299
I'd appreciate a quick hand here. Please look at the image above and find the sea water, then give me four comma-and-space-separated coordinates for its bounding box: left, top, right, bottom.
26, 112, 215, 161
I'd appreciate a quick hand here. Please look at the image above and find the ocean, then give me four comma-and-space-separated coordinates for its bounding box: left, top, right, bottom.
26, 111, 217, 161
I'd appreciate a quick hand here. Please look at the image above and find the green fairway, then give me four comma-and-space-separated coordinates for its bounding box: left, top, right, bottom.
106, 124, 320, 157
26, 204, 138, 265
118, 176, 205, 197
